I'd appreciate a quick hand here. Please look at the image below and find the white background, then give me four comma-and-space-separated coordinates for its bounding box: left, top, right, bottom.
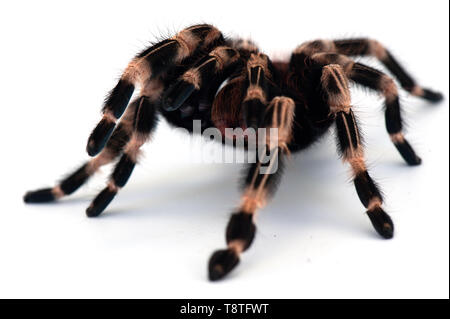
0, 0, 448, 299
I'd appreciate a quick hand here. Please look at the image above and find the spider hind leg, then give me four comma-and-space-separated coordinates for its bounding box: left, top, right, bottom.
349, 62, 422, 165
333, 38, 443, 103
311, 52, 422, 166
321, 64, 394, 239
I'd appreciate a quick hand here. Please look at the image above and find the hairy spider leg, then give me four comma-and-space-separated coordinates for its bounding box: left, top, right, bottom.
208, 96, 295, 281
85, 79, 163, 217
333, 38, 443, 102
86, 24, 225, 156
349, 62, 422, 165
321, 64, 394, 239
162, 46, 240, 111
23, 101, 138, 203
312, 52, 422, 166
240, 53, 271, 130
209, 48, 275, 132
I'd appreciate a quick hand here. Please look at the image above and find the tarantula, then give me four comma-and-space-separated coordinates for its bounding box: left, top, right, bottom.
24, 24, 443, 281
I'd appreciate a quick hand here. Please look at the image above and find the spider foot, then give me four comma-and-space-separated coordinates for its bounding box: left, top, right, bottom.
23, 188, 56, 203
367, 207, 394, 239
86, 187, 117, 217
208, 248, 240, 281
421, 88, 444, 104
395, 142, 422, 166
390, 134, 422, 166
87, 119, 116, 157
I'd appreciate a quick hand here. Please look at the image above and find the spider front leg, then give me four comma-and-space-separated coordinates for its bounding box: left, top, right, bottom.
86, 81, 162, 217
208, 96, 294, 281
87, 24, 225, 156
321, 64, 394, 239
240, 53, 271, 130
162, 46, 240, 111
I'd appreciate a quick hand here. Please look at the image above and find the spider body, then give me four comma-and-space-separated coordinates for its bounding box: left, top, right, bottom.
24, 25, 443, 281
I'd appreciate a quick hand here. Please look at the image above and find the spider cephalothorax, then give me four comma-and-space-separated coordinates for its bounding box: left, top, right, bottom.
24, 24, 443, 281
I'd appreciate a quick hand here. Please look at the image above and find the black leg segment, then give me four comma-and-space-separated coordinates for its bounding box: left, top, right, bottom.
85, 95, 159, 217
334, 38, 443, 102
349, 62, 421, 165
